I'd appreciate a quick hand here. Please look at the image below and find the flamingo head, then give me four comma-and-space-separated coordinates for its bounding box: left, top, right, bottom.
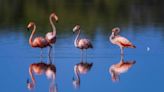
27, 22, 35, 31
27, 79, 35, 90
73, 25, 80, 33
112, 27, 120, 35
109, 67, 119, 82
72, 77, 80, 88
50, 13, 58, 22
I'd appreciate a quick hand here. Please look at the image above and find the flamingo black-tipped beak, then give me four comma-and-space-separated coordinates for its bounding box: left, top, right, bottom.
27, 28, 30, 30
56, 20, 58, 23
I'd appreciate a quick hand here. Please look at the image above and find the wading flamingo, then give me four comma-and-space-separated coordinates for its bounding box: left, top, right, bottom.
27, 61, 57, 92
45, 12, 58, 58
109, 55, 136, 82
73, 62, 93, 88
27, 22, 52, 57
110, 27, 136, 55
73, 25, 93, 60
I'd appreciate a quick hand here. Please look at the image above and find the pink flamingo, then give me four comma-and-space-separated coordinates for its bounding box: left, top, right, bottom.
27, 62, 57, 92
27, 22, 52, 57
110, 27, 136, 55
109, 55, 136, 82
73, 62, 93, 88
73, 25, 93, 60
45, 12, 58, 44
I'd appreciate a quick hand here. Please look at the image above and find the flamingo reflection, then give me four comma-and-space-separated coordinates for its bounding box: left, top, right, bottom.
109, 55, 136, 82
27, 60, 57, 92
73, 61, 93, 88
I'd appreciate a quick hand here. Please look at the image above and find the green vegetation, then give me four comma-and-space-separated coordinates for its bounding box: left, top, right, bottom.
0, 0, 163, 31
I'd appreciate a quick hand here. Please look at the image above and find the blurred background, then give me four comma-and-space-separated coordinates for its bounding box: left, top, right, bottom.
0, 0, 164, 28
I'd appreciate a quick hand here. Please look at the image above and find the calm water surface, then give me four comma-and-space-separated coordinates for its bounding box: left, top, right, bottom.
0, 25, 164, 92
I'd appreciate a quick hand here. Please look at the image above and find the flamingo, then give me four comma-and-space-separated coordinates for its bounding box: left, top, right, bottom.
73, 25, 93, 60
45, 12, 58, 44
73, 62, 93, 88
110, 27, 136, 55
27, 22, 52, 57
27, 61, 57, 92
109, 55, 136, 82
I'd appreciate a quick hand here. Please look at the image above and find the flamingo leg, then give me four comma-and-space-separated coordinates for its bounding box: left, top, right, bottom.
48, 45, 52, 58
86, 49, 87, 61
40, 48, 43, 61
48, 45, 53, 64
120, 47, 124, 55
81, 49, 83, 61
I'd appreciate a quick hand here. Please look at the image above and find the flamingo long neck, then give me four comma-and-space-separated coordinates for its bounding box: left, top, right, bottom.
74, 30, 80, 47
74, 65, 80, 81
29, 65, 36, 85
29, 25, 36, 46
110, 32, 115, 41
49, 73, 56, 92
50, 16, 56, 36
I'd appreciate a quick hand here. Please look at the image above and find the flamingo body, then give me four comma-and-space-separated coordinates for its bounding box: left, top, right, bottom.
46, 32, 56, 44
31, 37, 50, 48
111, 36, 135, 48
76, 38, 93, 49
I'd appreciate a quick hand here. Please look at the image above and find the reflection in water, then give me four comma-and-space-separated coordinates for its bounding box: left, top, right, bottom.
73, 25, 93, 61
27, 60, 57, 92
109, 27, 136, 55
109, 55, 136, 82
73, 61, 93, 88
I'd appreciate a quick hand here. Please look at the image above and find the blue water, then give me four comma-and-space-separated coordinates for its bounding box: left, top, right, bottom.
0, 25, 163, 92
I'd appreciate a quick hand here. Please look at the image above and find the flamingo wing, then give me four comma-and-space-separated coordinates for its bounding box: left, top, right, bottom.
114, 36, 134, 47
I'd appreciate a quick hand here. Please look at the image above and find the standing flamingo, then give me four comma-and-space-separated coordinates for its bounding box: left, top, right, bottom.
109, 55, 136, 82
27, 22, 52, 57
73, 25, 93, 60
27, 61, 57, 92
110, 27, 136, 55
73, 62, 93, 88
45, 12, 58, 44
